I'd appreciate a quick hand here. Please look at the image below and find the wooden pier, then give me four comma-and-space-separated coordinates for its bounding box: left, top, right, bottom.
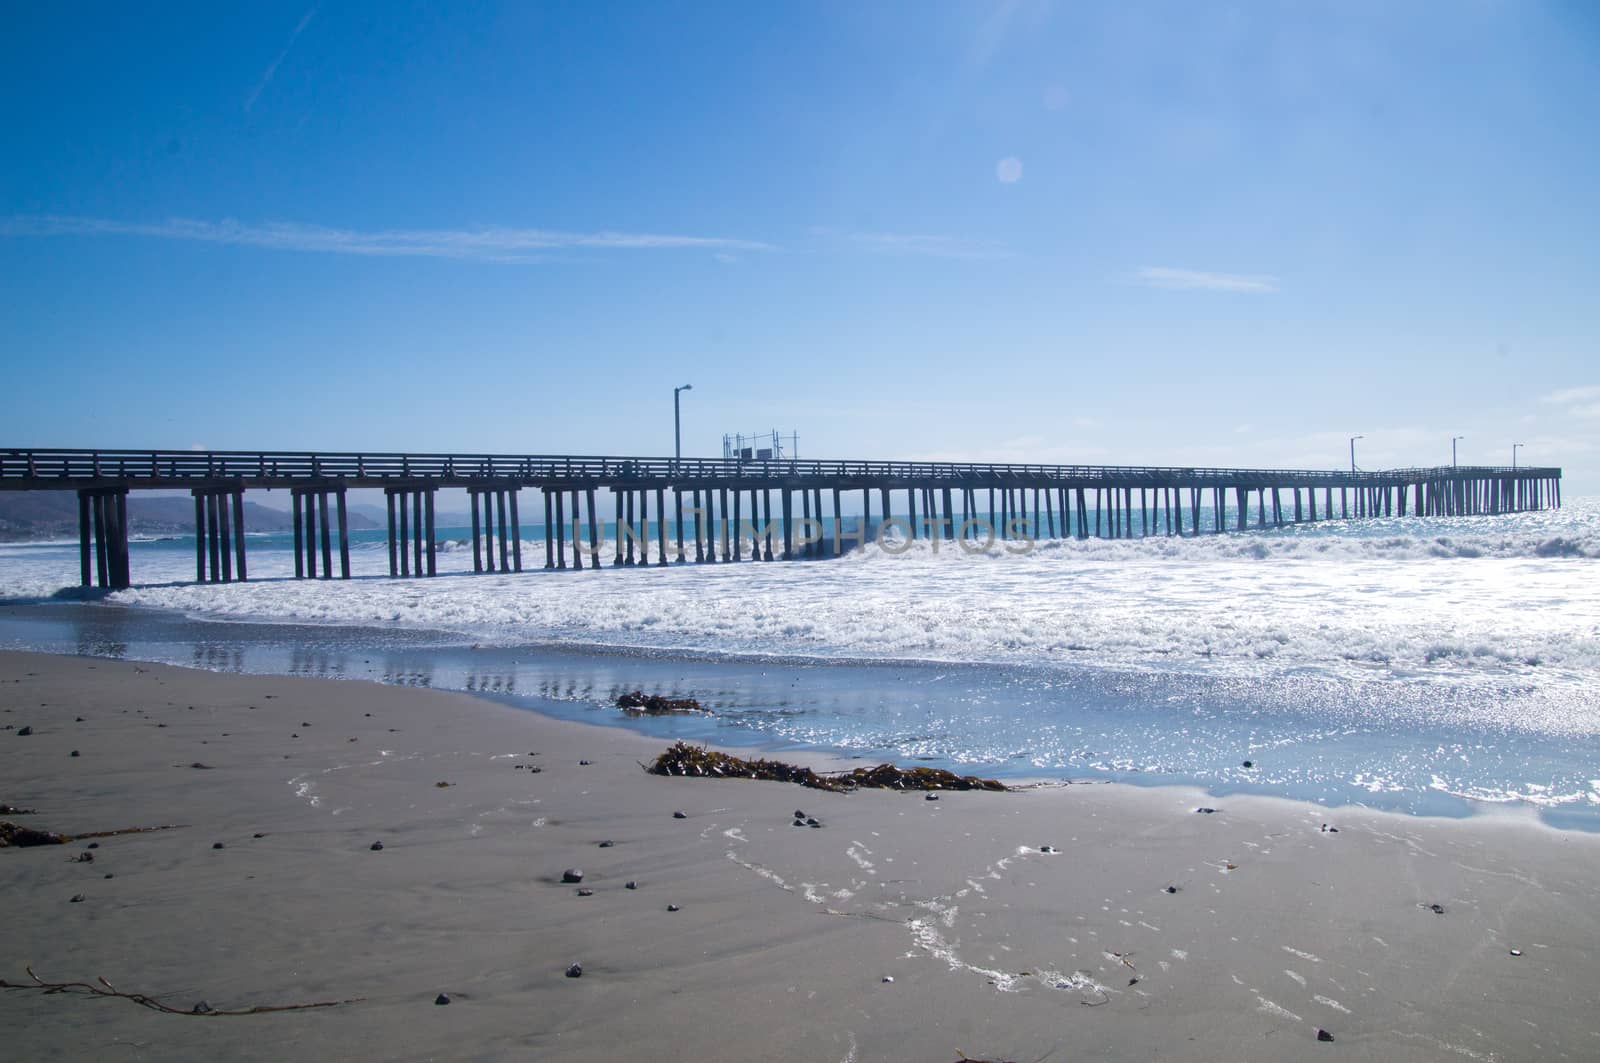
0, 448, 1564, 589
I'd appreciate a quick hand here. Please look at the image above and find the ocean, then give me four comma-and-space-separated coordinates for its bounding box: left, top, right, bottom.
2, 499, 1597, 827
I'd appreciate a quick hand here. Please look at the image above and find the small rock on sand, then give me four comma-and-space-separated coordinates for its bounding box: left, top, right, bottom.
598, 840, 614, 848
925, 794, 938, 801
370, 841, 384, 851
16, 726, 32, 737
672, 810, 687, 819
625, 881, 638, 890
565, 964, 583, 978
434, 994, 451, 1005
1510, 948, 1523, 957
69, 894, 85, 903
1196, 807, 1217, 814
561, 869, 584, 884
212, 842, 225, 850
576, 888, 593, 897
1317, 1028, 1334, 1042
667, 904, 680, 912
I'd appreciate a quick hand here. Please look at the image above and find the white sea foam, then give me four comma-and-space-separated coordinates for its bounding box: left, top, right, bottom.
4, 502, 1595, 693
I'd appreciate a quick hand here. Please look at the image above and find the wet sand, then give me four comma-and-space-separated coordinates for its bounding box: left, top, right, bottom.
3, 649, 1598, 1062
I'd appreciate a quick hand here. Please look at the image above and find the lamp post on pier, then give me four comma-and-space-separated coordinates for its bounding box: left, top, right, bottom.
1513, 442, 1523, 470
1452, 436, 1464, 467
673, 384, 693, 469
1349, 435, 1363, 475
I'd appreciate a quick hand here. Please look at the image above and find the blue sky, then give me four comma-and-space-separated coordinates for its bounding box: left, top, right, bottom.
2, 1, 1596, 489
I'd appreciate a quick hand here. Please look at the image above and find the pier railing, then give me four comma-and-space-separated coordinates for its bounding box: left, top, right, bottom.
0, 447, 1561, 490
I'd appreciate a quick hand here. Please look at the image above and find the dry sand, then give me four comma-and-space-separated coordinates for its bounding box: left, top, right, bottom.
2, 649, 1598, 1062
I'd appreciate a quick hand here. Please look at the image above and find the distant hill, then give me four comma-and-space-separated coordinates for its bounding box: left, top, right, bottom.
0, 492, 375, 541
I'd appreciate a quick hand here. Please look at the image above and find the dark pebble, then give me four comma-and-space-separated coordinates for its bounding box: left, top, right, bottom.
1165, 885, 1179, 894
598, 840, 614, 848
808, 821, 822, 829
925, 794, 939, 801
1242, 760, 1254, 769
191, 762, 212, 769
515, 764, 524, 770
103, 873, 114, 879
69, 894, 85, 903
625, 881, 638, 890
576, 888, 593, 897
370, 841, 384, 851
528, 766, 542, 773
1038, 845, 1054, 853
672, 811, 686, 819
87, 842, 99, 849
434, 993, 451, 1005
667, 904, 681, 912
1429, 903, 1445, 914
212, 842, 225, 850
565, 964, 582, 978
301, 723, 311, 728
1510, 948, 1523, 957
253, 833, 266, 839
561, 869, 584, 884
75, 716, 84, 722
1196, 807, 1217, 814
793, 819, 805, 827
1128, 977, 1139, 986
192, 1001, 214, 1015
75, 851, 94, 863
70, 750, 80, 757
579, 760, 592, 766
794, 810, 806, 819
16, 726, 32, 737
1317, 1029, 1334, 1042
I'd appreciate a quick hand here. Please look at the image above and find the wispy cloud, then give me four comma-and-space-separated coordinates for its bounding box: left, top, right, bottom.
817, 228, 1009, 260
2, 215, 773, 263
245, 7, 318, 112
1133, 266, 1280, 294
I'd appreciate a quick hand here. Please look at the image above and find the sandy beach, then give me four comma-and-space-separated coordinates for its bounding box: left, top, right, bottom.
3, 649, 1598, 1062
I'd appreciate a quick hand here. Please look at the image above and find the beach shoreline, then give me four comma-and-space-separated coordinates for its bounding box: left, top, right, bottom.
4, 648, 1600, 1061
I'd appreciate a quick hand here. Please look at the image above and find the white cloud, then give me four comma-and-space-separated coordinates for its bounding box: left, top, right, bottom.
245, 7, 317, 112
1540, 385, 1600, 406
996, 157, 1023, 183
1133, 266, 1279, 294
1, 215, 773, 263
822, 229, 1009, 260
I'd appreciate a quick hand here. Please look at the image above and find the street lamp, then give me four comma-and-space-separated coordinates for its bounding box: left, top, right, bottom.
1451, 435, 1464, 467
1512, 442, 1524, 470
673, 384, 693, 465
1349, 435, 1363, 475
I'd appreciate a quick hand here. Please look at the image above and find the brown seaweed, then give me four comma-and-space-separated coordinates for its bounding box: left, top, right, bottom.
1, 821, 188, 849
616, 691, 710, 716
645, 743, 1006, 793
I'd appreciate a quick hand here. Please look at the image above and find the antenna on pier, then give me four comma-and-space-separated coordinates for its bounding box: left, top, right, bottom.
722, 429, 799, 462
